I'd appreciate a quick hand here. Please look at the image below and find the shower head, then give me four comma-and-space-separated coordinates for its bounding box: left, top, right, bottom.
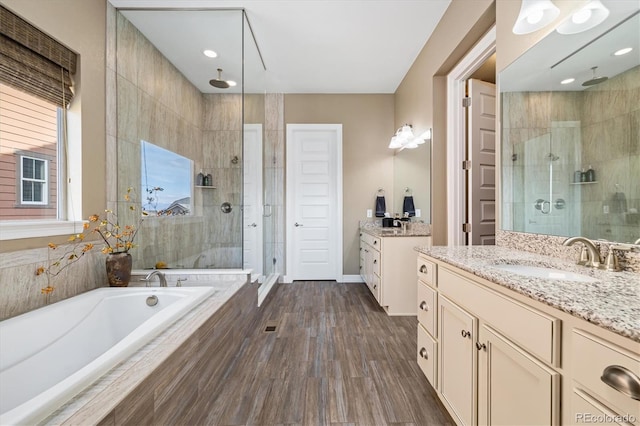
209, 68, 230, 89
582, 66, 608, 87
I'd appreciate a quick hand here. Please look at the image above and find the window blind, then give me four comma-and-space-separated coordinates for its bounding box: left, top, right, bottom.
0, 5, 77, 108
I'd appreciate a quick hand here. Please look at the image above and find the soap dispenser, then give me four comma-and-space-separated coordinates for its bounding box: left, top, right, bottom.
196, 170, 204, 186
586, 165, 595, 182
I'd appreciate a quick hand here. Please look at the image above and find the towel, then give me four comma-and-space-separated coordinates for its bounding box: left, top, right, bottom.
375, 196, 386, 217
403, 196, 416, 217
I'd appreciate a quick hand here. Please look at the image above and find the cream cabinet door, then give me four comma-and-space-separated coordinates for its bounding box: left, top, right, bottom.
440, 296, 477, 426
478, 325, 559, 426
571, 389, 634, 426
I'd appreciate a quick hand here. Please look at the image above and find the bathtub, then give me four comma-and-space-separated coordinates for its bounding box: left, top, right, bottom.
0, 286, 215, 425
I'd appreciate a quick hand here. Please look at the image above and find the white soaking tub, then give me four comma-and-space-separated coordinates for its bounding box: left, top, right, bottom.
0, 286, 215, 425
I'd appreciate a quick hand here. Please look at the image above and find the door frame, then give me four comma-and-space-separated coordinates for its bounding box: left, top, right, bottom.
446, 26, 496, 246
284, 123, 343, 283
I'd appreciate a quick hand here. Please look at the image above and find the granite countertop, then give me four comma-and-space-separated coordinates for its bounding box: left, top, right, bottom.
362, 224, 431, 238
415, 245, 640, 342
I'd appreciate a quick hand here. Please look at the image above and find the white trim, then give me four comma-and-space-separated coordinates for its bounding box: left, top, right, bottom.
19, 155, 49, 205
257, 273, 278, 306
0, 220, 87, 241
446, 26, 496, 246
286, 124, 343, 282
341, 275, 364, 283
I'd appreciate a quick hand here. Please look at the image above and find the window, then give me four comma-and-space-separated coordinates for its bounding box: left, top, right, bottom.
20, 155, 48, 205
0, 83, 60, 219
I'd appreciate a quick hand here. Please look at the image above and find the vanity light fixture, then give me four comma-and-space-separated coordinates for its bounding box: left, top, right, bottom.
512, 0, 560, 35
388, 124, 415, 149
614, 47, 633, 56
561, 78, 575, 84
203, 49, 218, 58
556, 0, 609, 35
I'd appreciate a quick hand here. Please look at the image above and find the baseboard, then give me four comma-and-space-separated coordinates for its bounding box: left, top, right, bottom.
341, 275, 364, 283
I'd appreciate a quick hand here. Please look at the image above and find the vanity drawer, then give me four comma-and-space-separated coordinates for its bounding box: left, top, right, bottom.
417, 255, 436, 286
572, 329, 640, 422
417, 280, 437, 336
362, 232, 380, 250
372, 250, 381, 276
438, 267, 560, 366
417, 323, 437, 389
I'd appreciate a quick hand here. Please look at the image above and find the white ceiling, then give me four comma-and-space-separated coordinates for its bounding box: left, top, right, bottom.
109, 0, 451, 94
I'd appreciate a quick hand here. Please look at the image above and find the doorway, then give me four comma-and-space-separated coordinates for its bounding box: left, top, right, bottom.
285, 124, 343, 282
447, 27, 496, 246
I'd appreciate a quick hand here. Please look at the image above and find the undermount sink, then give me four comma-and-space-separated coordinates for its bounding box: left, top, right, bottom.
492, 264, 599, 283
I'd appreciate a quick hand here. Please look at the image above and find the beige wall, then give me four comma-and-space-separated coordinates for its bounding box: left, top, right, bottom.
284, 94, 395, 275
1, 0, 107, 252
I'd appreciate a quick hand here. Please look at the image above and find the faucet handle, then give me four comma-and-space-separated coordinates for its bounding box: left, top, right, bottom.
604, 244, 632, 272
176, 277, 188, 287
577, 246, 590, 266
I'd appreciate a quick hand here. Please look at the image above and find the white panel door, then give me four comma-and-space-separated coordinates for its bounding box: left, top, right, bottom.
243, 124, 263, 281
286, 124, 342, 281
468, 79, 496, 245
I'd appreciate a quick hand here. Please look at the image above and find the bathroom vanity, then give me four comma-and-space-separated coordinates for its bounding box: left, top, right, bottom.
415, 246, 639, 426
360, 226, 430, 315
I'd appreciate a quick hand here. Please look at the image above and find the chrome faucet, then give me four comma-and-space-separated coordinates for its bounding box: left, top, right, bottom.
563, 237, 602, 268
143, 270, 167, 287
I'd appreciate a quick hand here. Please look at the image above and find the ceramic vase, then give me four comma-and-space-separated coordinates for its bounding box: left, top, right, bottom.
106, 252, 132, 287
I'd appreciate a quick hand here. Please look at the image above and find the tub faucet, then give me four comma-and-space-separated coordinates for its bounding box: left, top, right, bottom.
143, 270, 167, 287
563, 236, 602, 268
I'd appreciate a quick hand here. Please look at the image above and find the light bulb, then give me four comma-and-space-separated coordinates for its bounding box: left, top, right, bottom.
561, 78, 575, 85
203, 49, 217, 58
614, 47, 633, 56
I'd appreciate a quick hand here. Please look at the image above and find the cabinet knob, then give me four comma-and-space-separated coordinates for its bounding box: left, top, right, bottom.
373, 240, 378, 245
374, 284, 377, 289
461, 330, 471, 339
373, 259, 377, 264
419, 347, 429, 360
419, 264, 428, 273
601, 365, 640, 401
475, 342, 486, 351
419, 301, 428, 311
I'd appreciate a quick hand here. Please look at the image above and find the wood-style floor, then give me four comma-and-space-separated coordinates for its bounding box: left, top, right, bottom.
203, 281, 454, 426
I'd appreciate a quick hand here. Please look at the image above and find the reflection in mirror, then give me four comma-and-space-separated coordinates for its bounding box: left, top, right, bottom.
501, 8, 640, 244
393, 141, 431, 223
140, 140, 192, 215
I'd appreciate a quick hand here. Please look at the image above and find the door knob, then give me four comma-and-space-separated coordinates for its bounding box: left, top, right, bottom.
248, 223, 257, 227
294, 222, 303, 227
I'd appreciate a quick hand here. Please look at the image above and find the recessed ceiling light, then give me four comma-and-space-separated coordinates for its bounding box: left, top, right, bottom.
227, 80, 237, 87
203, 49, 217, 58
614, 47, 633, 56
561, 78, 575, 85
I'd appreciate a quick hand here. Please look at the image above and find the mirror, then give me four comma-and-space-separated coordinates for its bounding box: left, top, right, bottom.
140, 140, 192, 215
501, 7, 640, 244
393, 141, 432, 223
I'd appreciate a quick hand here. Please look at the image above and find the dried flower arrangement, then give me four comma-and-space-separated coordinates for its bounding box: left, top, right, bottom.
36, 188, 147, 296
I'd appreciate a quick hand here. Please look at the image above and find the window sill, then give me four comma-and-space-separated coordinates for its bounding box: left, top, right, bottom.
0, 220, 87, 241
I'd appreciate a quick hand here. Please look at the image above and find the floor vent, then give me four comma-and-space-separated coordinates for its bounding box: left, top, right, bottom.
263, 320, 278, 333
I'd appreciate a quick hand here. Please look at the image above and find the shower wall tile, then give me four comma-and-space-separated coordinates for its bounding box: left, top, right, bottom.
115, 13, 138, 84
202, 94, 242, 131
106, 70, 117, 138
106, 4, 116, 72
266, 93, 284, 131
0, 248, 106, 321
116, 75, 138, 144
